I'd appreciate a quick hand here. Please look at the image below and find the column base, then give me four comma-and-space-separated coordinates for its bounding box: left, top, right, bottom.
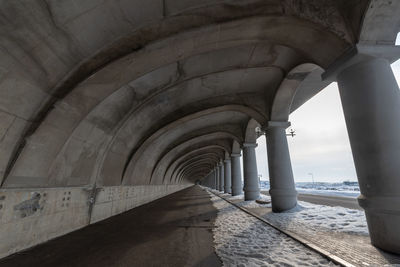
244, 188, 260, 201
231, 186, 242, 196
269, 188, 298, 212
224, 187, 231, 194
358, 195, 400, 254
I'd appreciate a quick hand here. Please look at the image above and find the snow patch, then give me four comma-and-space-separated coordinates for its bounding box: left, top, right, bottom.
209, 193, 337, 267
234, 194, 272, 209
263, 200, 368, 236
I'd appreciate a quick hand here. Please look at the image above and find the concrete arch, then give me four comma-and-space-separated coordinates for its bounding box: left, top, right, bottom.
160, 146, 228, 183
178, 162, 217, 183
244, 118, 262, 144
4, 1, 400, 259
4, 63, 274, 187
270, 63, 324, 121
121, 105, 259, 185
2, 12, 355, 187
232, 140, 242, 155
176, 158, 221, 183
359, 0, 400, 45
160, 134, 238, 184
171, 149, 230, 182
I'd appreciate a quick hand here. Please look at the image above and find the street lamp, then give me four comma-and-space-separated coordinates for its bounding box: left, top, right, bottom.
255, 126, 296, 138
286, 128, 296, 137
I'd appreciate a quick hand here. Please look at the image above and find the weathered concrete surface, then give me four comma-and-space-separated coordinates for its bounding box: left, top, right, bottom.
0, 186, 220, 267
266, 121, 298, 212
0, 184, 189, 259
0, 0, 374, 188
336, 57, 400, 254
0, 0, 399, 258
242, 143, 260, 201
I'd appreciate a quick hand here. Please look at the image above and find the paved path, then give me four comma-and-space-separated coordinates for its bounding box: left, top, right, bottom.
261, 190, 361, 210
0, 186, 221, 267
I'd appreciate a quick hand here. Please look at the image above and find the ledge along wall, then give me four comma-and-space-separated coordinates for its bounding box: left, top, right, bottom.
0, 184, 190, 258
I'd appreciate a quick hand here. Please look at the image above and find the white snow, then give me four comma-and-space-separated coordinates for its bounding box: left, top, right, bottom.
209, 193, 337, 267
262, 199, 368, 236
235, 194, 272, 209
210, 189, 368, 236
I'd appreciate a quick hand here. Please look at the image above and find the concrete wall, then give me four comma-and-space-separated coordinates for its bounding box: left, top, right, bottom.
0, 184, 190, 259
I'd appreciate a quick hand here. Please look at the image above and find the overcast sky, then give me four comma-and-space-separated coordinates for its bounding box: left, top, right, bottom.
255, 34, 400, 183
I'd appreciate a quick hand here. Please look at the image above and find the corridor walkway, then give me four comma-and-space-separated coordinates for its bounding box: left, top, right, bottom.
0, 186, 220, 267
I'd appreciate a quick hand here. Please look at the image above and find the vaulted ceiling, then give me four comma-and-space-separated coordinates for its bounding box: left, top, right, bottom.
0, 0, 398, 187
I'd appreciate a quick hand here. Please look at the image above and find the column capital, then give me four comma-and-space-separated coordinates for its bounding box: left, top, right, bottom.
224, 159, 231, 163
231, 153, 241, 157
242, 142, 257, 148
265, 121, 290, 130
322, 44, 400, 81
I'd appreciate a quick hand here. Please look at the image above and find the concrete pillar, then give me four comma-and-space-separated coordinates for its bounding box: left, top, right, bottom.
207, 173, 212, 188
203, 174, 207, 187
224, 159, 232, 194
212, 170, 217, 189
215, 167, 219, 191
242, 143, 260, 200
266, 121, 298, 212
231, 153, 242, 196
336, 57, 400, 254
219, 162, 224, 192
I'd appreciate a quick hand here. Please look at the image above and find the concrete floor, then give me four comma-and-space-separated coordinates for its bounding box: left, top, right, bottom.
0, 186, 221, 267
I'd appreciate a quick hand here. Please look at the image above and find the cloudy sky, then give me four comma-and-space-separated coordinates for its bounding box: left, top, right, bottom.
254, 35, 400, 183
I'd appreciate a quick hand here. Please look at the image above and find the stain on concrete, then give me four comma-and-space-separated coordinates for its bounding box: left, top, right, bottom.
13, 192, 42, 218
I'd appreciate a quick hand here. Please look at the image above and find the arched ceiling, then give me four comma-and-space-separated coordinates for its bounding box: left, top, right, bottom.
1, 0, 398, 187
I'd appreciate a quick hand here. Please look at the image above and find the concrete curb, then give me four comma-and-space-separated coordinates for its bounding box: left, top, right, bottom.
208, 189, 355, 267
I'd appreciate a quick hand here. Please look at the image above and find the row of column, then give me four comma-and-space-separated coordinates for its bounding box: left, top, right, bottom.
202, 55, 400, 254
204, 128, 297, 211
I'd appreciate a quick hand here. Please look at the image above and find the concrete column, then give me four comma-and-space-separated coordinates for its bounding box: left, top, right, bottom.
266, 121, 298, 212
336, 57, 400, 254
203, 174, 208, 187
219, 162, 224, 192
211, 170, 217, 189
215, 167, 219, 191
242, 143, 260, 200
224, 159, 232, 194
207, 173, 212, 188
231, 153, 242, 196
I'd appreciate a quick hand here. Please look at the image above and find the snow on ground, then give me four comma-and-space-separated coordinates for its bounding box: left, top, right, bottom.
235, 194, 272, 209
215, 190, 368, 235
209, 193, 337, 267
210, 190, 368, 235
262, 199, 368, 236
